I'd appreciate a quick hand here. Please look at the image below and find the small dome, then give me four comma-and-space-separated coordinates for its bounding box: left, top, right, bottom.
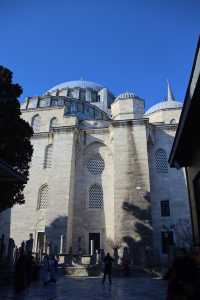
145, 81, 182, 115
145, 100, 182, 115
115, 92, 138, 101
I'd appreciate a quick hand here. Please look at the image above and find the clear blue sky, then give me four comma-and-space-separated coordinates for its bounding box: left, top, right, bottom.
0, 0, 199, 109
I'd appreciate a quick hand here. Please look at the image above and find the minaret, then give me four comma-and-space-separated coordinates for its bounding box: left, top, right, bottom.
167, 80, 175, 101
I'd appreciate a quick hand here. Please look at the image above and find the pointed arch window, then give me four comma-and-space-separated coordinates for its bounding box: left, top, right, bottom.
170, 119, 176, 124
155, 149, 168, 173
89, 184, 103, 208
31, 114, 41, 133
44, 144, 53, 168
38, 184, 48, 209
49, 117, 57, 130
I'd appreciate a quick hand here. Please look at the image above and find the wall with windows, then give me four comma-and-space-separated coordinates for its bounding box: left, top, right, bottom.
21, 106, 77, 133
9, 113, 76, 250
148, 125, 190, 262
146, 108, 181, 124
71, 132, 114, 254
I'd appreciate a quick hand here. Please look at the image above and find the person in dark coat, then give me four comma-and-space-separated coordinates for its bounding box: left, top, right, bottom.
166, 248, 200, 300
25, 252, 34, 286
14, 251, 26, 293
102, 252, 114, 285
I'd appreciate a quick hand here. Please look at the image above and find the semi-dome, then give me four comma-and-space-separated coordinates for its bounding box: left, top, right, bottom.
145, 81, 182, 115
115, 92, 138, 101
45, 80, 104, 94
145, 100, 182, 115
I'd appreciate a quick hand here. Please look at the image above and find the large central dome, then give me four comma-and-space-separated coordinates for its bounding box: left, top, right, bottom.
45, 80, 104, 94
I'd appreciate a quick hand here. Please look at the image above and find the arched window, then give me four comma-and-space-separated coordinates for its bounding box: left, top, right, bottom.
87, 154, 105, 175
43, 144, 53, 168
38, 184, 48, 209
49, 117, 57, 130
155, 149, 168, 173
31, 114, 41, 133
170, 119, 176, 124
89, 184, 103, 208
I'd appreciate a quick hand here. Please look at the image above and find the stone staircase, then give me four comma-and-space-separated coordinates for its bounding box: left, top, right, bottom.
64, 264, 158, 277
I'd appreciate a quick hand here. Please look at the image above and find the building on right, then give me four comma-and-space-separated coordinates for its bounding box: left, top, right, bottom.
169, 37, 200, 245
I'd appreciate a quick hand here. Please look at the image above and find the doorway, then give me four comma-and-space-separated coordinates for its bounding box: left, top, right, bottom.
36, 232, 45, 253
89, 232, 100, 255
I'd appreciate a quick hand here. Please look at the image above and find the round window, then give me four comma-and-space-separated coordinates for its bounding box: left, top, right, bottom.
87, 155, 105, 175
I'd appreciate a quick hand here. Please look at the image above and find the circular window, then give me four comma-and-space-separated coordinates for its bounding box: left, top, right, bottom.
87, 155, 105, 175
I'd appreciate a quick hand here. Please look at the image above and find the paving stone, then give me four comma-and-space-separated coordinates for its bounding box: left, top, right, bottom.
0, 275, 167, 300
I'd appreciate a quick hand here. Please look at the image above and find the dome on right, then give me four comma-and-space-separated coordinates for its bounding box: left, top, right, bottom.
145, 81, 182, 115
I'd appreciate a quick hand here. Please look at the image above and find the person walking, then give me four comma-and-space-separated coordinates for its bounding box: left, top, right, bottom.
102, 252, 114, 285
41, 254, 50, 286
49, 255, 58, 283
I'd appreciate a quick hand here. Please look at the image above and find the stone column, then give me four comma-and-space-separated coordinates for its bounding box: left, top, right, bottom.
90, 240, 94, 255
60, 235, 64, 254
43, 234, 46, 253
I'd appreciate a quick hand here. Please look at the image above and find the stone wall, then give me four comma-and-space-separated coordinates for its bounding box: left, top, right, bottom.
111, 119, 152, 265
146, 108, 181, 124
185, 147, 200, 244
148, 123, 191, 262
2, 108, 77, 250
72, 125, 115, 254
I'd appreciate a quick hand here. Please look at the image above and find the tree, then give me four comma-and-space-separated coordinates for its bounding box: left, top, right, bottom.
0, 66, 33, 212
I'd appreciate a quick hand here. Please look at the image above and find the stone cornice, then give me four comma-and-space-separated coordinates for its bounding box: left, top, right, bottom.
21, 106, 64, 113
79, 127, 109, 134
151, 123, 177, 131
32, 126, 76, 138
111, 118, 149, 127
32, 118, 153, 138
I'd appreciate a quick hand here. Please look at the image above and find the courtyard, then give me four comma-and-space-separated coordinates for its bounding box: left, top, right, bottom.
0, 276, 167, 300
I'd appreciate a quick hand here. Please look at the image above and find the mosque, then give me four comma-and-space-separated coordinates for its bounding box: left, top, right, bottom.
0, 80, 191, 265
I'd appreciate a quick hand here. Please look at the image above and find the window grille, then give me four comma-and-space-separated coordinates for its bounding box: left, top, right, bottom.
80, 89, 86, 101
91, 91, 98, 102
155, 149, 168, 173
38, 185, 48, 209
31, 115, 41, 133
87, 155, 105, 175
44, 144, 53, 168
49, 117, 57, 130
160, 200, 170, 217
39, 98, 51, 108
89, 184, 103, 208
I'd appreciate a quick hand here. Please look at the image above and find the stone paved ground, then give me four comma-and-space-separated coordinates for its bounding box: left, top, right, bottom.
0, 276, 167, 300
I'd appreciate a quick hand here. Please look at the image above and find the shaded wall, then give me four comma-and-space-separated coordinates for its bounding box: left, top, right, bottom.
185, 146, 200, 244
112, 120, 152, 266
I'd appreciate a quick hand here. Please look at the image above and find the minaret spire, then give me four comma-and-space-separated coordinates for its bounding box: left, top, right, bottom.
166, 80, 175, 101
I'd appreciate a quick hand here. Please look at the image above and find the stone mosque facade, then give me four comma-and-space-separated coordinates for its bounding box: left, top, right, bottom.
0, 80, 192, 264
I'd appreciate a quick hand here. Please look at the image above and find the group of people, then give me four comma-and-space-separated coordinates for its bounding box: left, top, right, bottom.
166, 247, 200, 300
13, 237, 58, 294
14, 248, 39, 293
